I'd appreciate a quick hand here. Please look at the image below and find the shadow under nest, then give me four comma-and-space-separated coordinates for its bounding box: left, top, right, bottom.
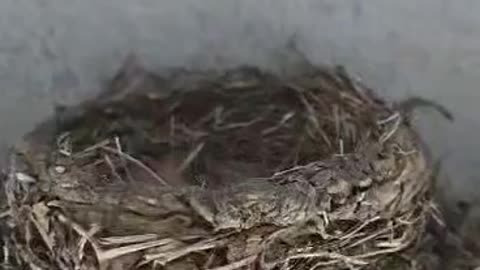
0, 57, 461, 270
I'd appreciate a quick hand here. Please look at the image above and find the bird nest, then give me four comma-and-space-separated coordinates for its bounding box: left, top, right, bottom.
0, 58, 447, 270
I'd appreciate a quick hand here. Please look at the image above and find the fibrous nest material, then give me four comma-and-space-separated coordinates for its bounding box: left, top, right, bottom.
0, 57, 451, 270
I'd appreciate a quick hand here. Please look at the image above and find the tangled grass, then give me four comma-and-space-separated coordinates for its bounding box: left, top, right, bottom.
0, 58, 452, 270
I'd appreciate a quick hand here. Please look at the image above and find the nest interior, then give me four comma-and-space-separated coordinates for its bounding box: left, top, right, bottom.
0, 57, 446, 270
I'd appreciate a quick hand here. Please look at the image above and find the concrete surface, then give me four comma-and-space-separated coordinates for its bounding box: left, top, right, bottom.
0, 0, 479, 203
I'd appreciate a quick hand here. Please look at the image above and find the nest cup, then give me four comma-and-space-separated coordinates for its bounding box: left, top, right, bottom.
1, 58, 437, 270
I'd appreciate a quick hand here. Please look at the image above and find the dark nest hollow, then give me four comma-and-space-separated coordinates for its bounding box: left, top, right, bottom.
0, 56, 462, 270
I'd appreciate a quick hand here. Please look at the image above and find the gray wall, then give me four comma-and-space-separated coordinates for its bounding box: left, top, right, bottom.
1, 0, 479, 203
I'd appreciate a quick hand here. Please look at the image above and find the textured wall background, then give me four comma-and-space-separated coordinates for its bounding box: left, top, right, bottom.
1, 0, 479, 204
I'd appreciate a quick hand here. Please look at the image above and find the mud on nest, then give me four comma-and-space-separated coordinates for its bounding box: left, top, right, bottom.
0, 56, 450, 269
